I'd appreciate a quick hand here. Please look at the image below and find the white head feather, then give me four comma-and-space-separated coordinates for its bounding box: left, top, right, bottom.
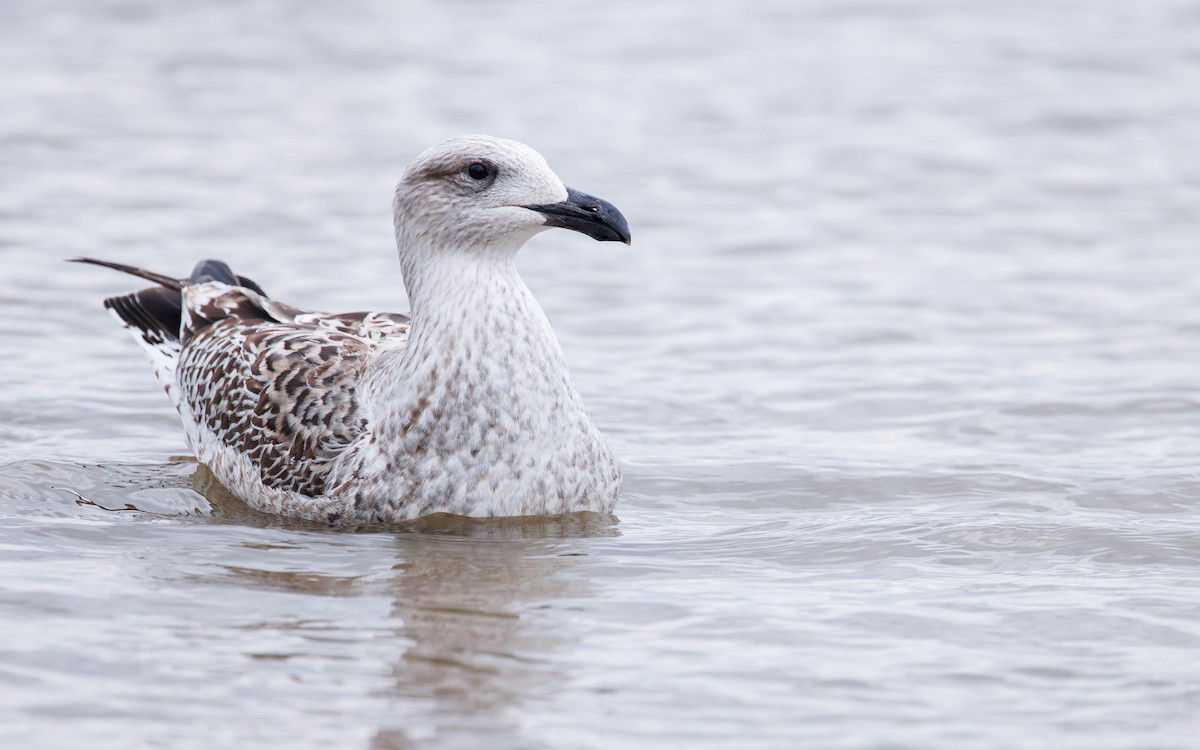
393, 135, 570, 259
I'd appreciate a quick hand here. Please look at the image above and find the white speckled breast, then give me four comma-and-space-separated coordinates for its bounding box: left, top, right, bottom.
329, 255, 621, 521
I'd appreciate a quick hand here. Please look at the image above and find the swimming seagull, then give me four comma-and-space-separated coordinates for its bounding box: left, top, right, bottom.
74, 135, 630, 524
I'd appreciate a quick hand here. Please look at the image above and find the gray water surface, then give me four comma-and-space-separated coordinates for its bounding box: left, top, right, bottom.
2, 1, 1199, 748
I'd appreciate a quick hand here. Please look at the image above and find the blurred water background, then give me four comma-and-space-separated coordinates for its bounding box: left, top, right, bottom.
2, 0, 1199, 747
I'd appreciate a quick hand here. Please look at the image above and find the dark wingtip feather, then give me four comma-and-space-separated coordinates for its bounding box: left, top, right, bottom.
189, 259, 238, 285
71, 257, 269, 298
190, 259, 268, 297
69, 257, 183, 291
235, 274, 267, 296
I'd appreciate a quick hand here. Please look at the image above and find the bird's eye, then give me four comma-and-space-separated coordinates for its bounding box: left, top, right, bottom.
467, 163, 491, 180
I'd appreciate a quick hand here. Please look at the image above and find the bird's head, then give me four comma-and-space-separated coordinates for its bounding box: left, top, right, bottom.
393, 135, 631, 257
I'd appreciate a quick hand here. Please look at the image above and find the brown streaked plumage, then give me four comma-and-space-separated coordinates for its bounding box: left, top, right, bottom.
75, 135, 630, 523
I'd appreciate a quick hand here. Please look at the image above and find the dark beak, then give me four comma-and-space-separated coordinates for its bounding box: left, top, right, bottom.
524, 187, 631, 245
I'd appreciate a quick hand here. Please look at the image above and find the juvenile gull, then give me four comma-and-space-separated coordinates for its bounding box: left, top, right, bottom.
75, 135, 630, 523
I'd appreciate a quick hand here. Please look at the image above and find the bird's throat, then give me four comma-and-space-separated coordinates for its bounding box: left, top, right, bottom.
369, 251, 580, 451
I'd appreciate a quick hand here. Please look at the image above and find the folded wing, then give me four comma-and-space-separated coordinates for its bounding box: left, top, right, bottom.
74, 257, 409, 497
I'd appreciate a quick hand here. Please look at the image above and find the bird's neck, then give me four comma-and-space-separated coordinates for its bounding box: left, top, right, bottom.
367, 244, 580, 439
418, 254, 563, 358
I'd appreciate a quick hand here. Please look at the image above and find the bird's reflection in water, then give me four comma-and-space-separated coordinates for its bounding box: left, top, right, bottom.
372, 513, 617, 749
195, 466, 617, 749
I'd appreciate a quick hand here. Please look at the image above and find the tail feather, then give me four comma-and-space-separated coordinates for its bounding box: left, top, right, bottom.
73, 256, 269, 408
72, 257, 185, 343
104, 287, 183, 345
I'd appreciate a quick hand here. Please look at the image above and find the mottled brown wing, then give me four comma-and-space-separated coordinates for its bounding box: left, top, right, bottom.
178, 318, 373, 497
172, 278, 413, 497
290, 310, 411, 341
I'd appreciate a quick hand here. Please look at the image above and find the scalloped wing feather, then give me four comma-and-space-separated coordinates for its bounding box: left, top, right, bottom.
174, 282, 409, 497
